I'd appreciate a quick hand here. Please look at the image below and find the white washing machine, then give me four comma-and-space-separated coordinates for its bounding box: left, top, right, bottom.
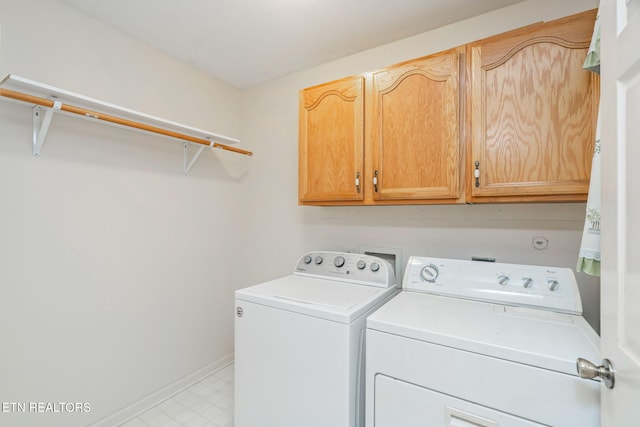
366, 256, 601, 427
235, 251, 398, 427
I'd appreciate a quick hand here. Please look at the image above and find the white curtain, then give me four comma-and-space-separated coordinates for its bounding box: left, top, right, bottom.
577, 6, 601, 276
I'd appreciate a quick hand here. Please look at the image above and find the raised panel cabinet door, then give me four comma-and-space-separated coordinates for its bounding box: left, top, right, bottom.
299, 76, 364, 203
371, 47, 464, 201
469, 9, 599, 201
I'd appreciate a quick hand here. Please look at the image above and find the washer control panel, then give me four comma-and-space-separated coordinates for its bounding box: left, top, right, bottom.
403, 256, 583, 314
294, 251, 396, 288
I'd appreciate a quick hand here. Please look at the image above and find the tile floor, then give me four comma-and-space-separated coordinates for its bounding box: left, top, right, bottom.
119, 363, 234, 427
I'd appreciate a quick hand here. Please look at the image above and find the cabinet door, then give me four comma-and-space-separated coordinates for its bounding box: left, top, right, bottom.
469, 10, 599, 202
371, 47, 463, 201
299, 76, 364, 203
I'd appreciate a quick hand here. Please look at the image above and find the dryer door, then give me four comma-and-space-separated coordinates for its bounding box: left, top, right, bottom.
374, 374, 543, 427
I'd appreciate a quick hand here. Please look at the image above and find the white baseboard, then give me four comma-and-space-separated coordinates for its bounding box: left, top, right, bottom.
89, 353, 234, 427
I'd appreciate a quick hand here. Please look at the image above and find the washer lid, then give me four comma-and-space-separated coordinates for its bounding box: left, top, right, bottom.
366, 292, 600, 376
236, 275, 396, 324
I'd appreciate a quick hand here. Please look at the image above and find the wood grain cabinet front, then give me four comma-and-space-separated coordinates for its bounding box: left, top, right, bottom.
467, 9, 599, 203
298, 9, 598, 206
298, 48, 465, 206
298, 76, 364, 203
370, 47, 464, 203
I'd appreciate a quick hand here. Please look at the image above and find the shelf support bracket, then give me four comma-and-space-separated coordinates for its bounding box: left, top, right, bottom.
32, 100, 61, 157
183, 140, 212, 175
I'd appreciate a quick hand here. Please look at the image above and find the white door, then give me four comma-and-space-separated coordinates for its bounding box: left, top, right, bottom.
599, 0, 640, 424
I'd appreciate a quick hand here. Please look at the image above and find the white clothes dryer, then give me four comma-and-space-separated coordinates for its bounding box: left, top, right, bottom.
235, 251, 398, 427
366, 256, 600, 427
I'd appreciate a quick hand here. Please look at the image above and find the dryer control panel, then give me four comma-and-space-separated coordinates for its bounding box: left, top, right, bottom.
403, 256, 582, 314
294, 251, 396, 288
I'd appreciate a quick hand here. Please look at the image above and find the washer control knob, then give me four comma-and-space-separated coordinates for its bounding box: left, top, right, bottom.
334, 256, 345, 268
522, 278, 533, 288
498, 275, 510, 285
370, 262, 380, 272
421, 264, 439, 282
314, 256, 323, 265
356, 260, 366, 270
548, 279, 559, 291
303, 255, 312, 264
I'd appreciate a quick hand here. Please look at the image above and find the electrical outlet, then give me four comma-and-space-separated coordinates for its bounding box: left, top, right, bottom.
532, 236, 549, 250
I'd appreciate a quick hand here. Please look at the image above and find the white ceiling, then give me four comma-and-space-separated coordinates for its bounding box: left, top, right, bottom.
57, 0, 524, 89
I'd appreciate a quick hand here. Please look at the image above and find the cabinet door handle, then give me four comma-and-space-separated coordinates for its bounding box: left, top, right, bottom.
474, 161, 480, 187
373, 170, 379, 192
355, 172, 361, 193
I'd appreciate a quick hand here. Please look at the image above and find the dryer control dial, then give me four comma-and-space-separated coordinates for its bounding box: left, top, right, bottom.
334, 256, 345, 268
421, 264, 439, 282
497, 274, 510, 286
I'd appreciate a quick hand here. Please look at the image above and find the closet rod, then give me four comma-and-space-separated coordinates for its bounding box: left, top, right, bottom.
0, 88, 253, 156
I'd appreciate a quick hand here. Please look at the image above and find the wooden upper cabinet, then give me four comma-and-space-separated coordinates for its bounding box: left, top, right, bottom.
371, 47, 464, 201
298, 9, 598, 206
468, 9, 599, 202
299, 76, 364, 202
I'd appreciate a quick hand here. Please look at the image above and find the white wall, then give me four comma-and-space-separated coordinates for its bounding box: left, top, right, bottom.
0, 0, 245, 426
238, 0, 601, 328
